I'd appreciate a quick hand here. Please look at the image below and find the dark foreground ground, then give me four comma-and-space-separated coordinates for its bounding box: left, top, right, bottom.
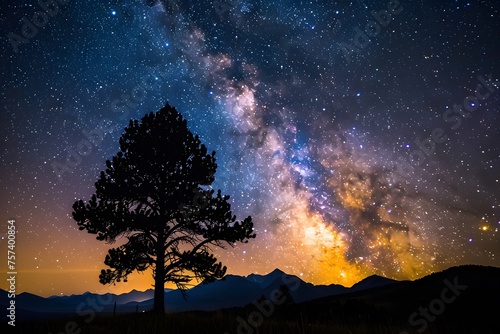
3, 308, 499, 334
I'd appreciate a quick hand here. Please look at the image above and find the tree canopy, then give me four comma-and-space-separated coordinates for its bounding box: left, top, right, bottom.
72, 104, 255, 313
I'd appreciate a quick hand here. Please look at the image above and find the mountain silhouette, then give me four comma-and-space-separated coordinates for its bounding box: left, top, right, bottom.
276, 264, 500, 333
349, 274, 400, 292
1, 264, 498, 328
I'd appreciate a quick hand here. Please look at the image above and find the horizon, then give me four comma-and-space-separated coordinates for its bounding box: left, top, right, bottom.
0, 265, 416, 298
3, 263, 494, 298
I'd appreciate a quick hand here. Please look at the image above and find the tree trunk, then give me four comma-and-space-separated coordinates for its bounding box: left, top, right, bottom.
153, 232, 166, 314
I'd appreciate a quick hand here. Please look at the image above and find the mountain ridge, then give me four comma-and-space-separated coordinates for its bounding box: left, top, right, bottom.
1, 264, 497, 319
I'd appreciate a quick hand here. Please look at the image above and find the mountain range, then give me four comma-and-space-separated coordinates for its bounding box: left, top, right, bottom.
1, 264, 499, 329
0, 268, 397, 318
2, 264, 499, 333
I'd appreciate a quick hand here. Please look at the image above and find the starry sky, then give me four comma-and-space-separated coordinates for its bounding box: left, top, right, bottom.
1, 0, 499, 297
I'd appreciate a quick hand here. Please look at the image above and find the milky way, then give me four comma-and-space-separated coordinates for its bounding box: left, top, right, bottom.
1, 0, 499, 296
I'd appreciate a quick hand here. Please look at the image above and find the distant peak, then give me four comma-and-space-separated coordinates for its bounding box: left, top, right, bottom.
350, 273, 398, 291
365, 274, 387, 280
269, 268, 285, 275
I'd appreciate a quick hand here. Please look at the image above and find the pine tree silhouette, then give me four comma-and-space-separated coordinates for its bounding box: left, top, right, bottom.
72, 103, 255, 313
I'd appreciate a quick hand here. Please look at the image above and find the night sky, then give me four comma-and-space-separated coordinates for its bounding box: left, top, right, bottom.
1, 0, 499, 297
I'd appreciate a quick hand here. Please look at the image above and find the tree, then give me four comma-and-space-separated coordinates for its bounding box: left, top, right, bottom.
72, 104, 255, 313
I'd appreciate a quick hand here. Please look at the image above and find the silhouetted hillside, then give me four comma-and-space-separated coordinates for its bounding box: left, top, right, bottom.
263, 265, 500, 333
